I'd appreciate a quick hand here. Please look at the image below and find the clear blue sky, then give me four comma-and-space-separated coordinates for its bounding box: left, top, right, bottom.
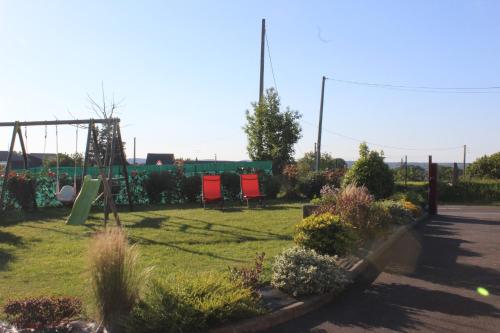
1, 0, 499, 163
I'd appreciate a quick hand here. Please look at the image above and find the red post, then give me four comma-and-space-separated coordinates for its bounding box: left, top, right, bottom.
429, 163, 438, 215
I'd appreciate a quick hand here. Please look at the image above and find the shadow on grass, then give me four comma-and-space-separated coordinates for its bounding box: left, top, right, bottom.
0, 230, 26, 271
0, 231, 24, 246
129, 217, 168, 229
166, 216, 292, 241
0, 249, 14, 271
128, 234, 245, 263
0, 207, 71, 226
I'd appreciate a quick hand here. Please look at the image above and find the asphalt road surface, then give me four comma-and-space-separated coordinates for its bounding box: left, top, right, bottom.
266, 205, 500, 333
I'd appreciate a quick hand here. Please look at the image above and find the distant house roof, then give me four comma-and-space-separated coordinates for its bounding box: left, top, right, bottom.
146, 153, 175, 165
30, 153, 56, 161
0, 151, 45, 168
0, 151, 25, 162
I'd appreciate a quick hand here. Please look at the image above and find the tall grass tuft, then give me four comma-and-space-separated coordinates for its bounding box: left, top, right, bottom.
88, 227, 145, 333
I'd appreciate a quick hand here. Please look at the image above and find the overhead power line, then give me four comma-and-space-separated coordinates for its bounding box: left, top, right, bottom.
326, 77, 500, 94
303, 119, 463, 152
265, 30, 279, 93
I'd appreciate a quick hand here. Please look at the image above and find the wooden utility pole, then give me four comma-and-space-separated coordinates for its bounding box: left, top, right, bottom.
315, 76, 326, 172
259, 18, 266, 103
463, 144, 467, 178
133, 137, 136, 165
405, 155, 408, 189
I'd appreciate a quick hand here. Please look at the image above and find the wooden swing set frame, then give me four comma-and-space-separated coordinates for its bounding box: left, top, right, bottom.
0, 118, 133, 226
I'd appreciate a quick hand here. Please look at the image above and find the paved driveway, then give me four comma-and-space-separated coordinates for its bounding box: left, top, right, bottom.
266, 206, 500, 333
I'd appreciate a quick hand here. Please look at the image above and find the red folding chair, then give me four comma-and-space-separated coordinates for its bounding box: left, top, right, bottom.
202, 175, 224, 209
240, 174, 264, 207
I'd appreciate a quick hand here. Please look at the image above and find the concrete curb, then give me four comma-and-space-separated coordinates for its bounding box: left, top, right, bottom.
209, 214, 429, 333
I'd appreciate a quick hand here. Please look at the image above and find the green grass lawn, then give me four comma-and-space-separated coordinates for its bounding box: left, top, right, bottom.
0, 202, 302, 308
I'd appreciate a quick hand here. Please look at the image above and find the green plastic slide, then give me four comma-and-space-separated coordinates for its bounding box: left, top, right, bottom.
66, 175, 102, 225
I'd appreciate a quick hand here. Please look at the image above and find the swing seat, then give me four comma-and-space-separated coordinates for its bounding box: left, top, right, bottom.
57, 185, 76, 203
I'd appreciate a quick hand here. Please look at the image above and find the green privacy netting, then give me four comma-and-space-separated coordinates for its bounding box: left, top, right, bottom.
2, 161, 272, 209
26, 161, 272, 177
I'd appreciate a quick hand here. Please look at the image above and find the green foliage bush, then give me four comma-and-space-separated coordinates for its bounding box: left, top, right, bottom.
3, 296, 82, 330
296, 172, 327, 199
221, 172, 241, 200
366, 202, 393, 238
390, 189, 427, 208
127, 272, 263, 333
343, 143, 394, 198
6, 172, 36, 211
438, 180, 500, 203
296, 151, 347, 174
271, 247, 349, 297
259, 173, 281, 199
467, 152, 500, 179
182, 175, 201, 202
294, 213, 357, 256
378, 200, 414, 224
144, 171, 178, 204
393, 165, 426, 182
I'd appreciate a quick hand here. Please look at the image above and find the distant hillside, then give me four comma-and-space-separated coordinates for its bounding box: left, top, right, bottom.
127, 158, 146, 164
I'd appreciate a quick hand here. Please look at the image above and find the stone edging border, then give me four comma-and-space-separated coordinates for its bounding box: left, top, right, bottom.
209, 213, 429, 333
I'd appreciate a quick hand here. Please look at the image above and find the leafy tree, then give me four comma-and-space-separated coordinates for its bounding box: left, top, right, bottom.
244, 88, 302, 174
343, 143, 394, 198
438, 165, 461, 183
393, 165, 426, 182
297, 151, 346, 174
44, 153, 83, 168
468, 152, 500, 179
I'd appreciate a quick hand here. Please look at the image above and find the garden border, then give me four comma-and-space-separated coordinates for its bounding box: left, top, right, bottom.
209, 213, 429, 333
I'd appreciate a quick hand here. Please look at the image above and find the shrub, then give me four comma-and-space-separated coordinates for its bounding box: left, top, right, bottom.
378, 200, 414, 224
392, 165, 427, 182
391, 189, 427, 208
143, 171, 183, 204
259, 173, 281, 199
467, 152, 500, 179
343, 143, 394, 198
281, 164, 301, 199
323, 168, 346, 188
297, 172, 327, 199
367, 202, 393, 238
438, 179, 500, 203
294, 213, 357, 256
229, 252, 265, 291
6, 172, 36, 211
310, 185, 338, 206
127, 272, 263, 333
334, 184, 373, 231
401, 200, 422, 218
88, 228, 147, 333
182, 175, 201, 202
271, 247, 349, 297
221, 172, 241, 200
3, 296, 82, 329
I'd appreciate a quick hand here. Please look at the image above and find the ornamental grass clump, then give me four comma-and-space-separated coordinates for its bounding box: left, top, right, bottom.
88, 227, 146, 333
271, 247, 350, 297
